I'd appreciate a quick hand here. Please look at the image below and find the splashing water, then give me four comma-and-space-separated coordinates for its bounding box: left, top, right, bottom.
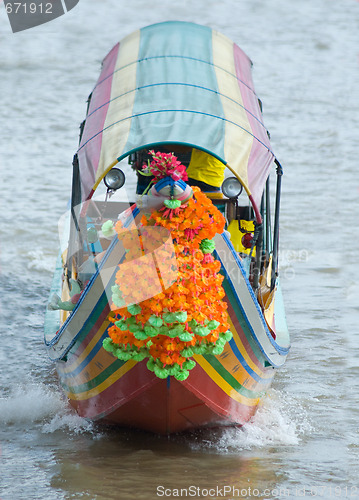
0, 382, 94, 435
190, 389, 312, 453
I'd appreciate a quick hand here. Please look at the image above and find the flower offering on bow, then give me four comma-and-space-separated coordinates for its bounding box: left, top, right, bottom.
103, 154, 232, 380
141, 150, 188, 182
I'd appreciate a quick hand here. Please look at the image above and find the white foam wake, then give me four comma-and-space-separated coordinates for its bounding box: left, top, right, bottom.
191, 389, 311, 452
0, 382, 94, 434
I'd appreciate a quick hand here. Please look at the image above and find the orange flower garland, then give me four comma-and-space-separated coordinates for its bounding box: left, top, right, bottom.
103, 154, 233, 381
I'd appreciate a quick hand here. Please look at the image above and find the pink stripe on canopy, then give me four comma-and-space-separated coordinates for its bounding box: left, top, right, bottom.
233, 44, 274, 208
77, 43, 120, 200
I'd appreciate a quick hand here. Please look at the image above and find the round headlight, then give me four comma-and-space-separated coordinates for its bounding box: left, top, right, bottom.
221, 177, 243, 198
104, 168, 125, 191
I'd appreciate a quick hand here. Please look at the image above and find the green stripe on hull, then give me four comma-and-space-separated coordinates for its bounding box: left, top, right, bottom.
66, 287, 112, 358
222, 276, 267, 363
203, 355, 267, 399
59, 358, 126, 394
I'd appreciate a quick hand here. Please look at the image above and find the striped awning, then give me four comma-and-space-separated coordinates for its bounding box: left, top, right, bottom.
77, 21, 275, 208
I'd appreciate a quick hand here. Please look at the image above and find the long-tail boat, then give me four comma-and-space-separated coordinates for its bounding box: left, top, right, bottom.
44, 21, 290, 434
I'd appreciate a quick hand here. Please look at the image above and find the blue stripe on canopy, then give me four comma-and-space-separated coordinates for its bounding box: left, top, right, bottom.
122, 21, 226, 161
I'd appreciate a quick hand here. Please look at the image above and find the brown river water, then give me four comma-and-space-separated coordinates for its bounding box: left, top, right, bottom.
1, 0, 359, 498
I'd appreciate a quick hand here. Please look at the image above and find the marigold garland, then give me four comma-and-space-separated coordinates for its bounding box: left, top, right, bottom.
103, 152, 232, 381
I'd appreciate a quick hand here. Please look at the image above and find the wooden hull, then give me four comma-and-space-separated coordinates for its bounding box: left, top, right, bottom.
55, 316, 274, 434
60, 360, 261, 434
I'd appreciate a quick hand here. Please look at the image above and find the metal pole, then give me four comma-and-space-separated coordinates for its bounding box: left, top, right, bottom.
66, 154, 83, 279
265, 177, 271, 260
271, 159, 283, 290
252, 222, 263, 291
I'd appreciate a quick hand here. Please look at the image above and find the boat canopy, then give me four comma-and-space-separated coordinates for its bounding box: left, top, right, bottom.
77, 21, 275, 209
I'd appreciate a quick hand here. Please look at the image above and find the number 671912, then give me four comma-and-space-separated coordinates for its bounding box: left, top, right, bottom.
5, 2, 53, 14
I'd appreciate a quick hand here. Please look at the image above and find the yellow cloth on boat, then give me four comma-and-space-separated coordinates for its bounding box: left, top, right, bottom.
187, 150, 226, 188
227, 219, 256, 256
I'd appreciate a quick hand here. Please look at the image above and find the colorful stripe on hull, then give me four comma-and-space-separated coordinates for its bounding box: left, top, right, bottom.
52, 239, 279, 433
